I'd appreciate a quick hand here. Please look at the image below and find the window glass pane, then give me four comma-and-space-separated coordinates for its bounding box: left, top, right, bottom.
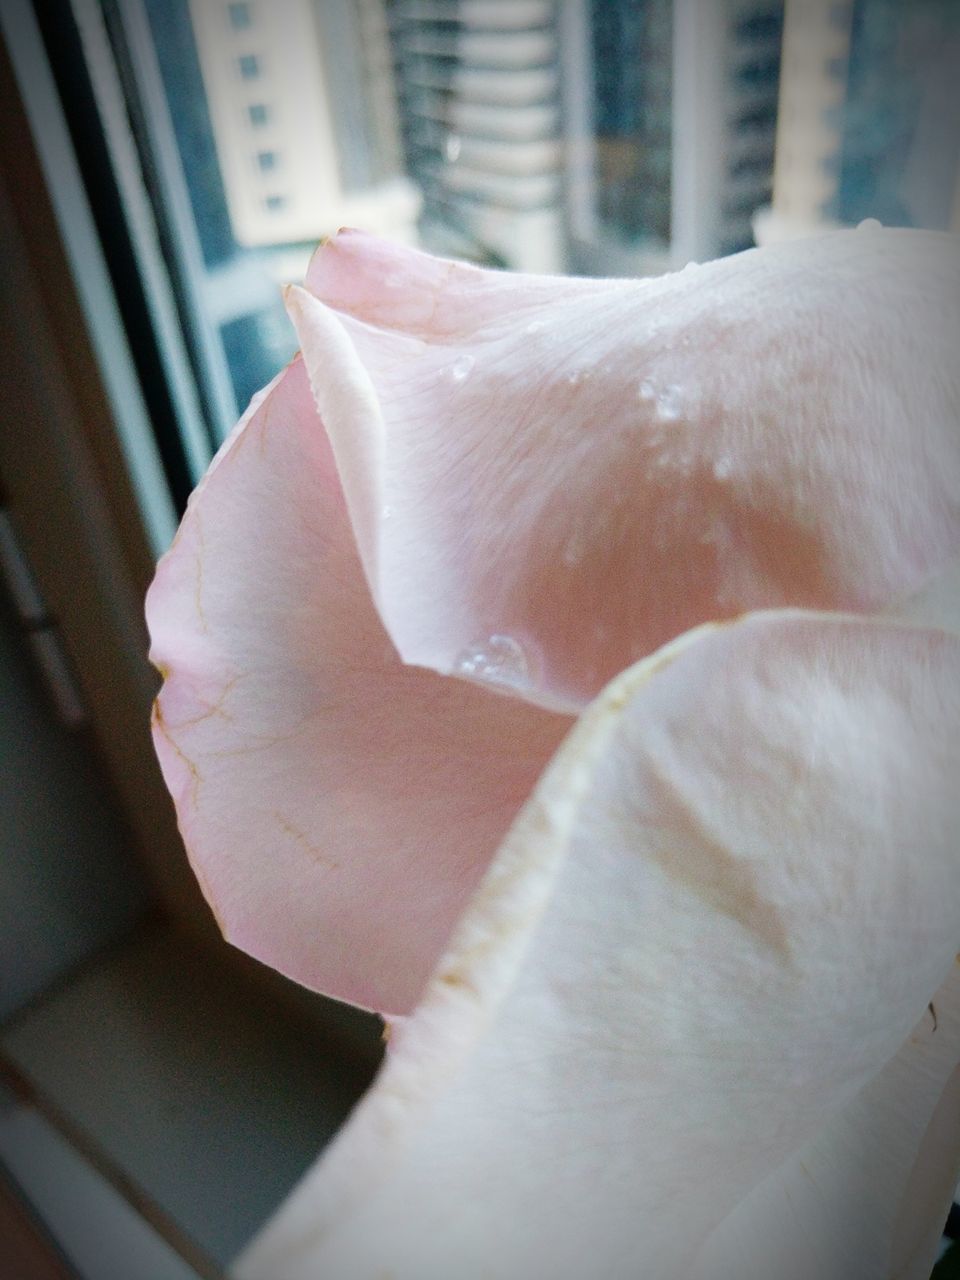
141, 0, 292, 433
107, 0, 958, 448
591, 0, 672, 246
767, 0, 958, 241
830, 0, 960, 229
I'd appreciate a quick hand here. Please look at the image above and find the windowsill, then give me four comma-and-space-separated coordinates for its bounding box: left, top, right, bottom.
0, 919, 379, 1273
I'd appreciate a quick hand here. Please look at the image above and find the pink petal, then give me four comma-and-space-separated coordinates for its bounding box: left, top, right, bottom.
304, 227, 626, 339
146, 358, 571, 1015
290, 228, 960, 710
234, 613, 960, 1278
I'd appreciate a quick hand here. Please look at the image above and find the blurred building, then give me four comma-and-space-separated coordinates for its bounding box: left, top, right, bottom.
177, 0, 788, 302
152, 0, 422, 413
191, 0, 960, 272
187, 0, 420, 248
389, 0, 566, 271
758, 0, 960, 242
99, 0, 960, 434
389, 0, 784, 274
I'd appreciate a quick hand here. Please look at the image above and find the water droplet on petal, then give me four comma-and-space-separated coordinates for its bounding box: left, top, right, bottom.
448, 355, 475, 382
656, 384, 683, 421
381, 504, 393, 519
444, 133, 462, 163
453, 634, 531, 692
561, 523, 589, 568
857, 217, 882, 231
638, 378, 656, 401
713, 454, 733, 480
524, 319, 545, 335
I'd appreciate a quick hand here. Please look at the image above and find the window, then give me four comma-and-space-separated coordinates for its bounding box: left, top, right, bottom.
247, 102, 269, 127
256, 149, 278, 172
0, 7, 383, 1277
264, 194, 286, 212
228, 2, 252, 30
737, 55, 781, 89
237, 53, 260, 80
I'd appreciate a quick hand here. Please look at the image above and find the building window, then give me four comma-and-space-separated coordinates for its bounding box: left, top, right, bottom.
736, 56, 780, 90
256, 149, 278, 172
247, 102, 269, 127
264, 194, 286, 212
237, 54, 260, 80
227, 2, 252, 30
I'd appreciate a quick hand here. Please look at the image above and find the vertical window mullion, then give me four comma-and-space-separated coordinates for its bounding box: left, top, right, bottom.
100, 0, 239, 444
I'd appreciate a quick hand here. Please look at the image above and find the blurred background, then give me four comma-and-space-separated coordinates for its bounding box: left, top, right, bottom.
0, 1, 958, 1276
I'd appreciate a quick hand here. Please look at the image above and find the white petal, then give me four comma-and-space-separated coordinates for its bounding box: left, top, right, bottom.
235, 613, 960, 1279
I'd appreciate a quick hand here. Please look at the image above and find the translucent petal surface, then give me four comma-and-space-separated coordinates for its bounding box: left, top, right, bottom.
146, 359, 571, 1014
234, 613, 960, 1280
690, 964, 960, 1280
290, 228, 960, 710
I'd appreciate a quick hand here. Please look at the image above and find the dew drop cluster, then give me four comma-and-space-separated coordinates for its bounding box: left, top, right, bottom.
453, 634, 531, 692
